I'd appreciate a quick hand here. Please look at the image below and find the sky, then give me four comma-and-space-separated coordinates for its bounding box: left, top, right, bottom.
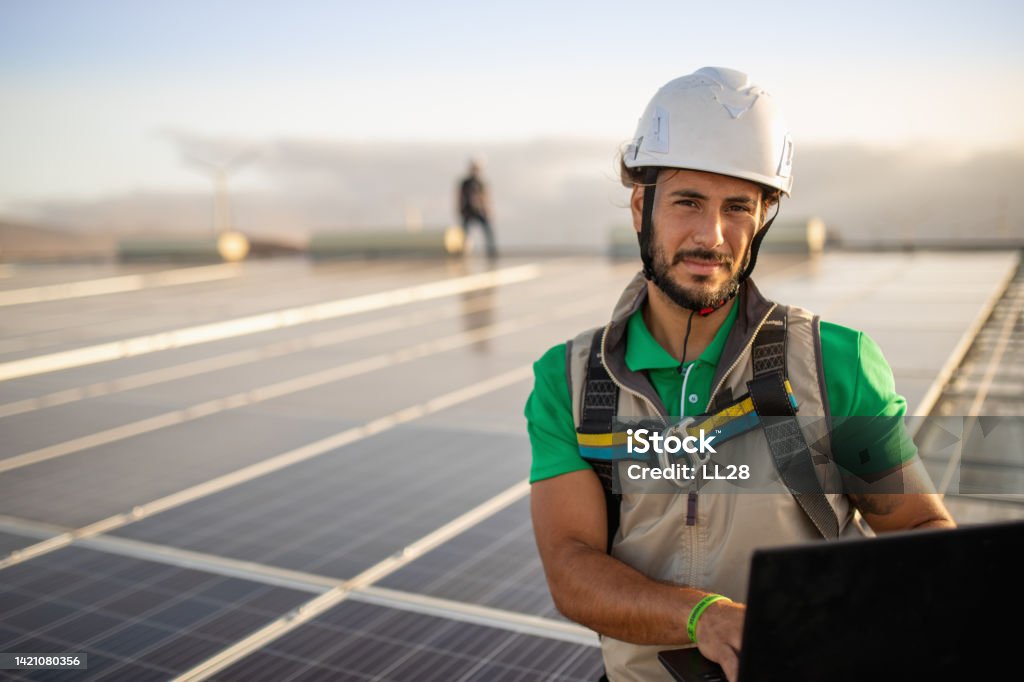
1, 0, 1022, 239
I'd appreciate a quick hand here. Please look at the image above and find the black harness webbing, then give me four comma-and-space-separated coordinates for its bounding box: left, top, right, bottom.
578, 332, 621, 553
577, 307, 839, 549
746, 308, 839, 539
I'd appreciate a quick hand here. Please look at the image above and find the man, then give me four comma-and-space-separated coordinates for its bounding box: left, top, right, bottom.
457, 158, 497, 259
525, 67, 954, 682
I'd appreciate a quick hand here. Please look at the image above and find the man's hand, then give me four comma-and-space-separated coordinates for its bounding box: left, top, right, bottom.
695, 599, 746, 682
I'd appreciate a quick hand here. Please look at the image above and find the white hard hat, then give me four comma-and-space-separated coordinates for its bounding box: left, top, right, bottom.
624, 67, 794, 195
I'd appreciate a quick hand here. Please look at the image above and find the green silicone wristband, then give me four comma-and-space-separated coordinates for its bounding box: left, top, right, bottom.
687, 594, 730, 643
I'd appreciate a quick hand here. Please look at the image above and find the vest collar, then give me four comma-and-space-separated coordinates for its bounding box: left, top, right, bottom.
602, 272, 777, 417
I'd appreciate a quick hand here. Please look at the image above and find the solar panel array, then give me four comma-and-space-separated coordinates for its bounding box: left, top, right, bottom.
1, 259, 620, 681
2, 253, 1022, 680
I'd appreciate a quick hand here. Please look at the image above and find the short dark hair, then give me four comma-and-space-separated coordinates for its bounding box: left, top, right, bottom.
618, 154, 781, 212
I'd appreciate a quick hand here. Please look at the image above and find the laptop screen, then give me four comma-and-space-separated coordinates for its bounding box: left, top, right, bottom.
662, 520, 1023, 681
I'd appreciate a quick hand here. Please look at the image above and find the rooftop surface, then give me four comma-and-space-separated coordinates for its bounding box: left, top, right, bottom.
0, 251, 1021, 680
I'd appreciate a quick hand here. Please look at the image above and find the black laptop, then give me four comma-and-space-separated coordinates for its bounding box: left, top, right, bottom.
659, 519, 1024, 682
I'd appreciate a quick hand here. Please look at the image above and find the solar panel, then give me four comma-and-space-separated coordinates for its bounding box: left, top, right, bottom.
0, 413, 363, 528
378, 497, 560, 618
0, 546, 310, 679
113, 426, 529, 578
215, 600, 603, 681
0, 531, 37, 557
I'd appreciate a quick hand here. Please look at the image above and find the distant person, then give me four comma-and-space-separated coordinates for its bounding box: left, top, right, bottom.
457, 159, 497, 259
525, 67, 956, 681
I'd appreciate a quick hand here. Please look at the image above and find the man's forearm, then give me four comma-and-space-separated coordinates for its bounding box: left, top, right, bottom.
547, 539, 718, 645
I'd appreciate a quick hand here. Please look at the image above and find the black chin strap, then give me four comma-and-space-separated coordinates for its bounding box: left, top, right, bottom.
679, 309, 696, 371
636, 166, 782, 316
639, 167, 659, 281
738, 200, 780, 283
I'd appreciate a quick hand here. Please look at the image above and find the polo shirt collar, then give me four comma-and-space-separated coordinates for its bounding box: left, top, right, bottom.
625, 299, 738, 372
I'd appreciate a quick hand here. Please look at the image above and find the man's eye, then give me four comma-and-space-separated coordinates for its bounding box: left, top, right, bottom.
728, 204, 752, 213
675, 199, 697, 207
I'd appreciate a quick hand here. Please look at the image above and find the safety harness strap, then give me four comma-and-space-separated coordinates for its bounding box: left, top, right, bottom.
747, 308, 839, 539
577, 308, 839, 550
578, 332, 621, 552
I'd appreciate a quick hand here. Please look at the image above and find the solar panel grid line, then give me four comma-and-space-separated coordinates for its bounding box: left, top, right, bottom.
2, 515, 592, 649
252, 606, 473, 681
0, 254, 630, 387
0, 260, 447, 354
451, 634, 575, 682
0, 369, 532, 569
0, 259, 663, 440
0, 266, 540, 418
343, 607, 598, 682
0, 259, 385, 292
205, 448, 474, 571
0, 289, 612, 476
0, 263, 243, 308
369, 616, 509, 682
1, 567, 196, 679
0, 260, 643, 675
110, 432, 520, 565
82, 534, 337, 595
375, 498, 563, 619
0, 263, 542, 382
343, 609, 466, 678
350, 587, 594, 646
0, 554, 313, 680
169, 480, 531, 681
274, 643, 355, 682
0, 516, 602, 675
215, 651, 334, 682
3, 556, 300, 630
282, 611, 379, 662
2, 473, 536, 675
5, 560, 203, 645
399, 525, 546, 610
0, 261, 498, 363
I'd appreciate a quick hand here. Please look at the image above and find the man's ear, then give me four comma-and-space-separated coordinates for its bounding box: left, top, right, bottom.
630, 184, 645, 234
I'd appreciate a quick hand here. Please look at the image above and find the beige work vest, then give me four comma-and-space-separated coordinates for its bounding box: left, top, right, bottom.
567, 273, 868, 682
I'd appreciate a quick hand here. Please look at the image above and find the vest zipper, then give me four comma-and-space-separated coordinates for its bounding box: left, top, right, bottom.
598, 324, 667, 426
705, 303, 778, 411
686, 303, 776, 535
680, 362, 698, 526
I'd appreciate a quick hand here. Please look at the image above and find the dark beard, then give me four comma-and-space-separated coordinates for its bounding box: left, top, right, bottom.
649, 243, 742, 312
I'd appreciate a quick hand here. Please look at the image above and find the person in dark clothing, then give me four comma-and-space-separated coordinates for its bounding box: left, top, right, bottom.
457, 159, 497, 259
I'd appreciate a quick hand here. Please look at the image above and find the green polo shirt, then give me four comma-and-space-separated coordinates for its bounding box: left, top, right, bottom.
525, 302, 915, 483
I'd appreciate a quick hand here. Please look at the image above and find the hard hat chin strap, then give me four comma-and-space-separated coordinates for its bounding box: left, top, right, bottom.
638, 167, 659, 282
738, 200, 780, 283
636, 167, 782, 317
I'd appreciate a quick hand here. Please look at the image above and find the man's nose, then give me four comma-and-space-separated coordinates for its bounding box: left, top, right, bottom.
691, 210, 725, 249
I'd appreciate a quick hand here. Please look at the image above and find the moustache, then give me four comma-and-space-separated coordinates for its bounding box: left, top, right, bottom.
672, 249, 734, 268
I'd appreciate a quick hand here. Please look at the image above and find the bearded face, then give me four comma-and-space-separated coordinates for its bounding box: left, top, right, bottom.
645, 235, 746, 312
633, 169, 765, 313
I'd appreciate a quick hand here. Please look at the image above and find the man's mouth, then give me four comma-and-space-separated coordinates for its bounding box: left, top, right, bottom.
680, 259, 723, 276
674, 251, 732, 277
